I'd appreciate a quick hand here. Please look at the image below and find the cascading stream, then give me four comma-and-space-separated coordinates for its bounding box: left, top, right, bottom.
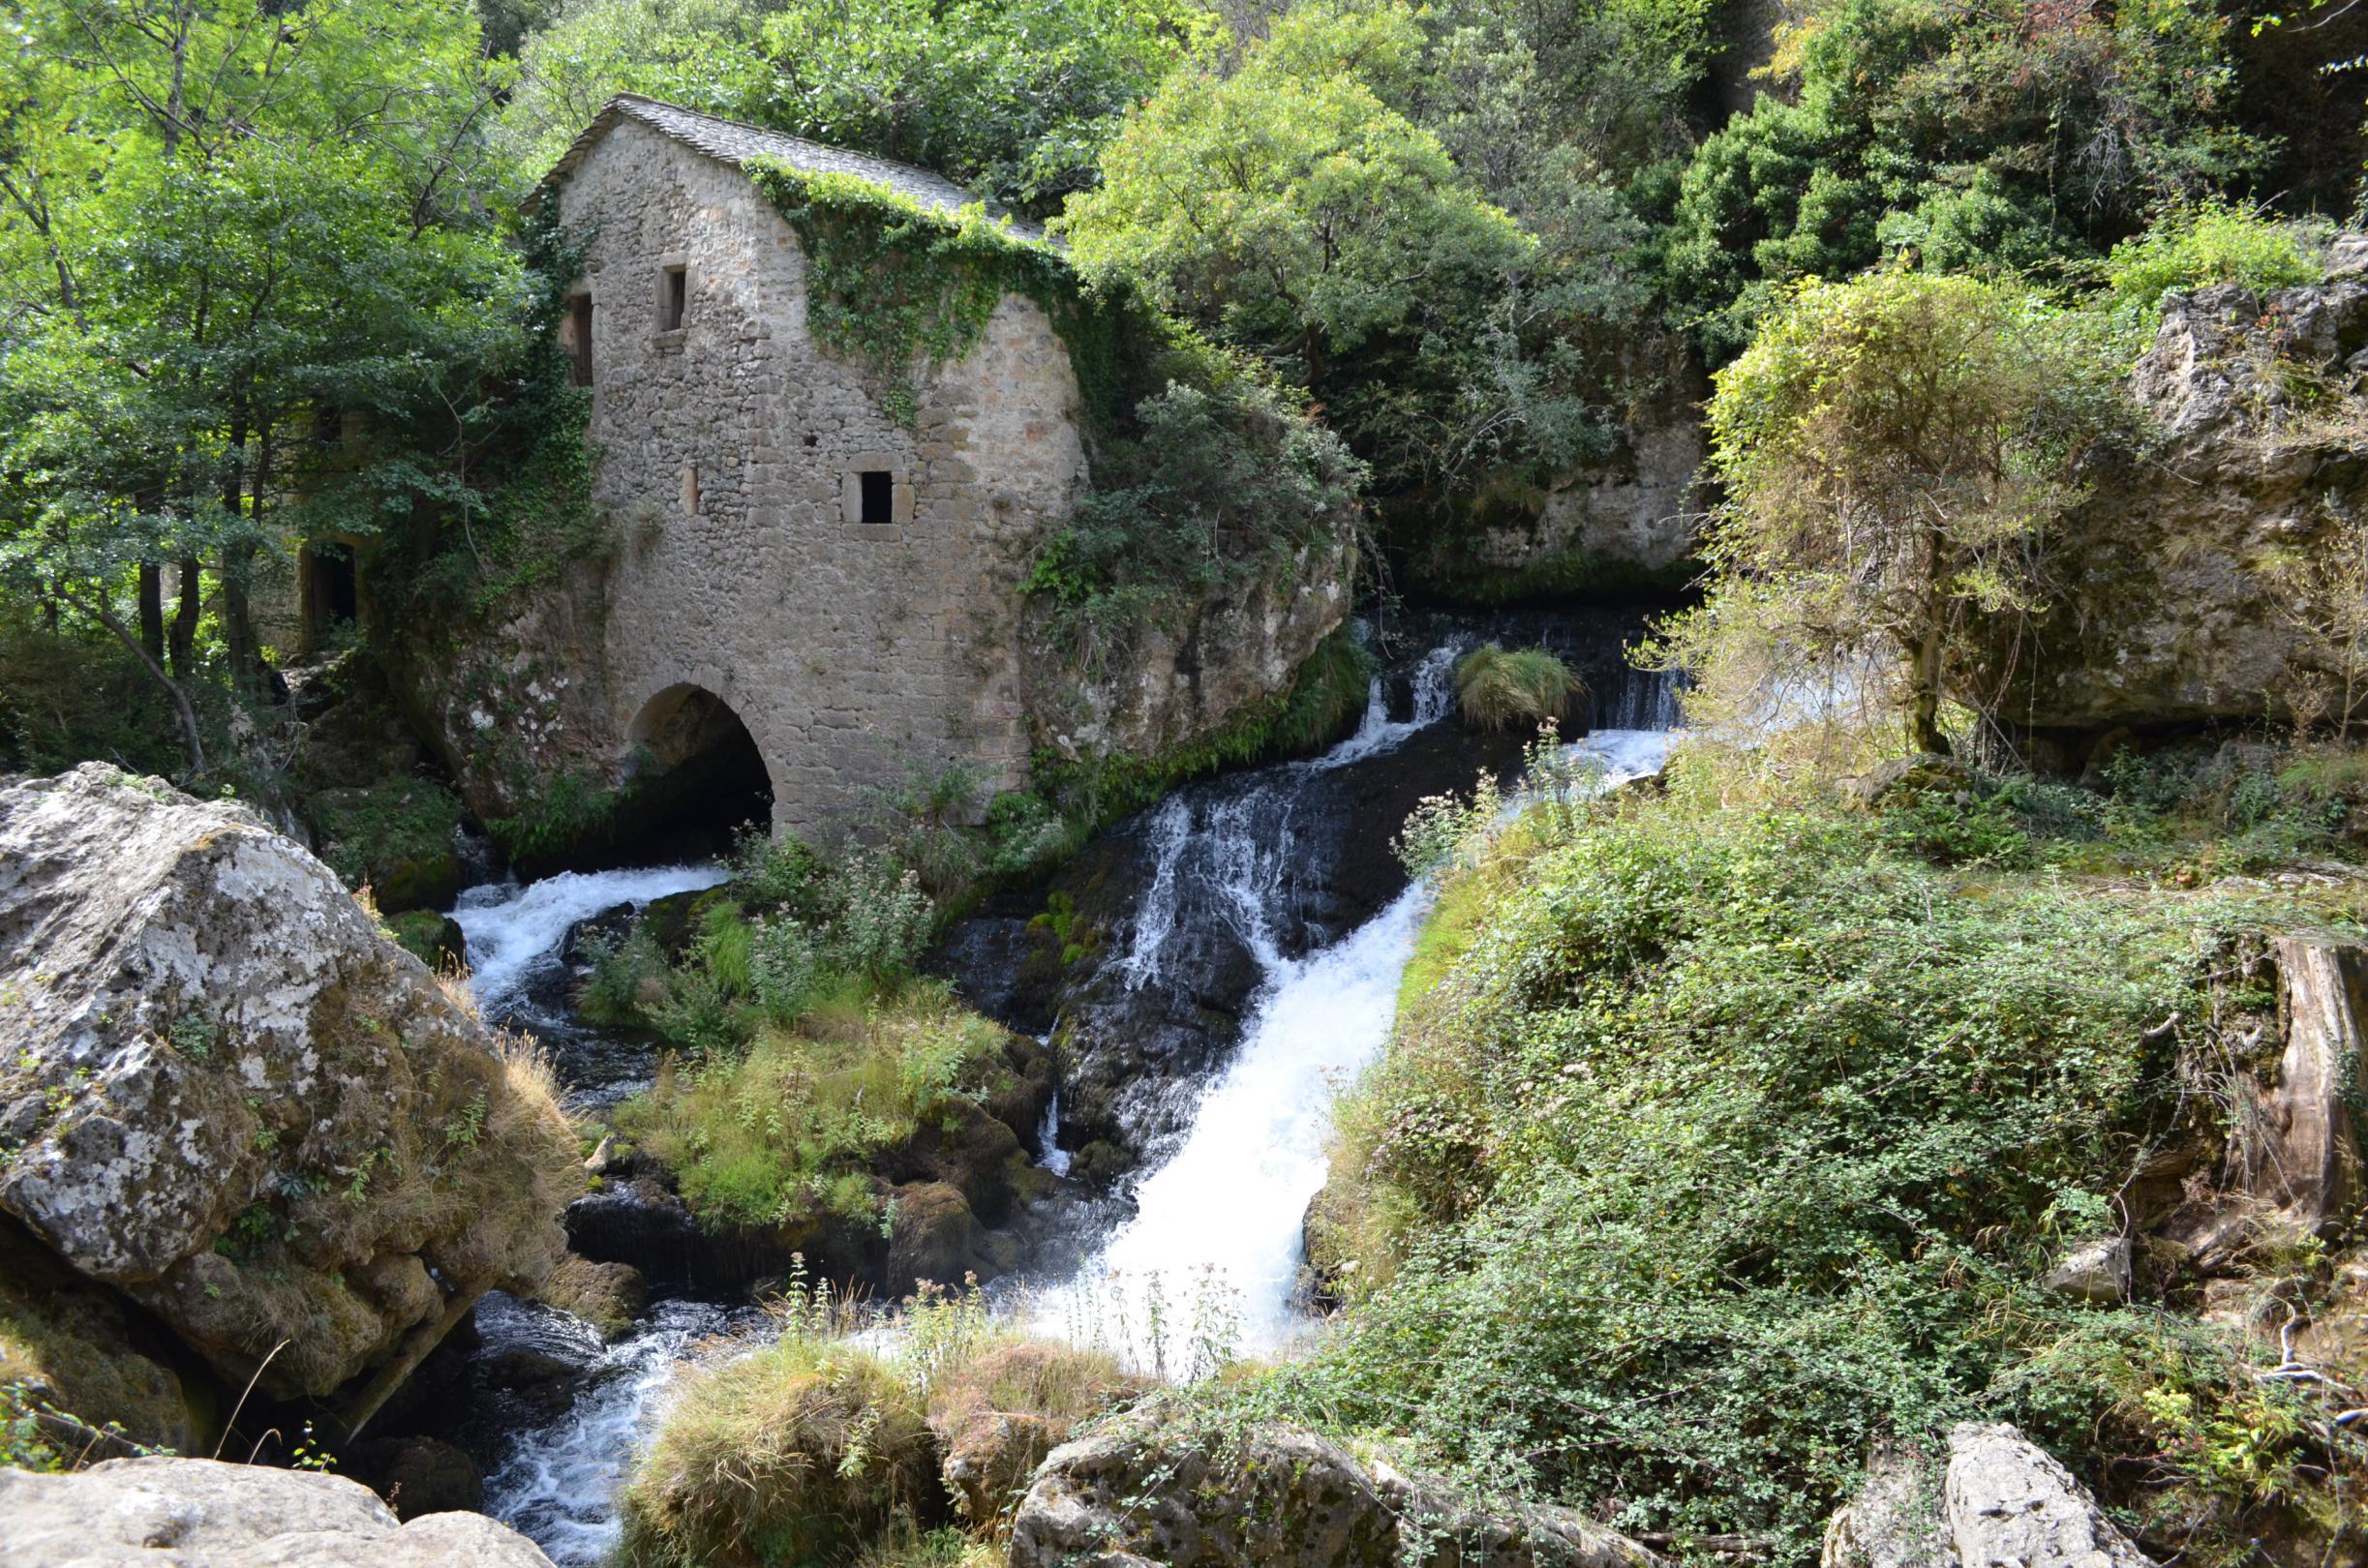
1031, 678, 1678, 1370
434, 618, 1679, 1559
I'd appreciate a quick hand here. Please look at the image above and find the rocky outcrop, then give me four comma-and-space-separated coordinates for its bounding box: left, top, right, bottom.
1823, 1425, 2156, 1568
1388, 345, 1707, 605
2005, 245, 2368, 732
1946, 1423, 2156, 1568
0, 765, 581, 1403
1025, 535, 1358, 774
2253, 933, 2368, 1228
1008, 1413, 1662, 1568
0, 1457, 554, 1568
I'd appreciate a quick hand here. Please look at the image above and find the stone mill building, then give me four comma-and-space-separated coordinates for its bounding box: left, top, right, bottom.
536, 94, 1092, 833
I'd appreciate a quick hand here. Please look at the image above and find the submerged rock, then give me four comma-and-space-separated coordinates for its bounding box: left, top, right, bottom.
0, 1456, 554, 1568
1009, 1412, 1661, 1568
0, 765, 581, 1402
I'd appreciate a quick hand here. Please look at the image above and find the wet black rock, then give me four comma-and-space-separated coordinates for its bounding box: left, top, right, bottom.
341, 1434, 486, 1520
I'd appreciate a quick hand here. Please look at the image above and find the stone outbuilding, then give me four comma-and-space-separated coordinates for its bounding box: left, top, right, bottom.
536, 94, 1090, 832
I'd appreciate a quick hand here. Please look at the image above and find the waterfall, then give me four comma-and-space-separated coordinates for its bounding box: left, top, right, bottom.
1034, 663, 1678, 1370
452, 864, 730, 1024
477, 1295, 765, 1568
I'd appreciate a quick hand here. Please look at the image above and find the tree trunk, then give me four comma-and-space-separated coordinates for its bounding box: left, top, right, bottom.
85, 594, 206, 775
169, 558, 200, 678
137, 563, 165, 662
222, 543, 258, 698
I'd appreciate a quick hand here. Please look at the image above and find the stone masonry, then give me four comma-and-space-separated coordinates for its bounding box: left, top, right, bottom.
544, 96, 1089, 833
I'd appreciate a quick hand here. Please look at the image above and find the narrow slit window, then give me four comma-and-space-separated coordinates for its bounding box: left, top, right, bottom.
568, 294, 593, 386
661, 264, 687, 331
858, 470, 894, 526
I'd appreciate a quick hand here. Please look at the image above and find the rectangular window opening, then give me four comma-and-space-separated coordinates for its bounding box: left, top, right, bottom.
661, 264, 687, 332
568, 295, 593, 386
858, 470, 894, 526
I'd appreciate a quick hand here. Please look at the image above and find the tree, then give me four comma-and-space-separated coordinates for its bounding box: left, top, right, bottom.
1682, 269, 2086, 755
1660, 0, 2268, 359
1060, 0, 1554, 487
0, 0, 529, 772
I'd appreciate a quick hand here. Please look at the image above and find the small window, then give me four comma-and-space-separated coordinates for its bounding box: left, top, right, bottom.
858, 470, 894, 526
568, 294, 594, 386
660, 264, 687, 332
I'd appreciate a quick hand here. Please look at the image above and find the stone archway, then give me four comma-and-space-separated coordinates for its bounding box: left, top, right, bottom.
618, 682, 775, 854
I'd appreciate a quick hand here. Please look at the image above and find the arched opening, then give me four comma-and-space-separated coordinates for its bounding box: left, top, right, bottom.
618, 684, 774, 860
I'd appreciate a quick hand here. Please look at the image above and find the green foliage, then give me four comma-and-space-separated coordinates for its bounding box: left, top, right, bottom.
307, 779, 465, 911
2102, 202, 2325, 323
1454, 644, 1579, 731
483, 767, 639, 865
1062, 0, 1612, 490
618, 984, 1009, 1231
499, 0, 777, 167
1660, 0, 2269, 357
0, 626, 187, 779
1272, 788, 2342, 1563
1271, 629, 1378, 755
1026, 380, 1365, 666
1679, 269, 2097, 753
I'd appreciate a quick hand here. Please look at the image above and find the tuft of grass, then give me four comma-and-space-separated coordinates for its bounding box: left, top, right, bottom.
616, 1334, 937, 1568
1454, 644, 1579, 732
617, 982, 1014, 1233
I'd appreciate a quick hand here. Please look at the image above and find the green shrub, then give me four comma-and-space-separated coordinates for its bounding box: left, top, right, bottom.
618, 984, 1010, 1232
1454, 644, 1578, 732
1265, 787, 2345, 1564
1270, 629, 1377, 755
2104, 203, 2324, 321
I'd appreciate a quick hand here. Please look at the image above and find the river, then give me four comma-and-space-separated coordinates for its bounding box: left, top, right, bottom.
434, 619, 1679, 1563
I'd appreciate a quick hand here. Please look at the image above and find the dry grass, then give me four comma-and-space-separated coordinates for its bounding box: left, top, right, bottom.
615, 1335, 938, 1568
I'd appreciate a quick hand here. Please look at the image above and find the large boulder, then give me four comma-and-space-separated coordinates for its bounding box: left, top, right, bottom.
1008, 1412, 1661, 1568
0, 1456, 553, 1568
1999, 257, 2368, 731
1824, 1425, 2156, 1568
1946, 1423, 2155, 1568
0, 765, 580, 1402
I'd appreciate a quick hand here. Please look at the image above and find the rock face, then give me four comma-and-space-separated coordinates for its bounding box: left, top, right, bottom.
1008, 1414, 1661, 1568
0, 1457, 554, 1568
2003, 251, 2368, 731
1025, 535, 1357, 775
1389, 347, 1707, 603
2253, 933, 2368, 1229
1824, 1425, 2156, 1568
2042, 1236, 2132, 1305
0, 765, 579, 1401
1946, 1423, 2156, 1568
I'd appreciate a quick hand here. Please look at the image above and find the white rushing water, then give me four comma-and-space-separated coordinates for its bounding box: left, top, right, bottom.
450, 863, 730, 1019
479, 1296, 762, 1568
1036, 710, 1677, 1372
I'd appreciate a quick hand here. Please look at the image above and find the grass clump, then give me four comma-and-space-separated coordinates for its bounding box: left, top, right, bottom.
618, 1279, 1139, 1568
618, 985, 1013, 1233
617, 1332, 937, 1568
1454, 644, 1579, 732
1263, 762, 2368, 1567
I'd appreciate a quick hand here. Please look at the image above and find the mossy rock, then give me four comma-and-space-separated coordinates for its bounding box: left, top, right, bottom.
384, 910, 467, 971
308, 779, 466, 914
0, 1219, 203, 1459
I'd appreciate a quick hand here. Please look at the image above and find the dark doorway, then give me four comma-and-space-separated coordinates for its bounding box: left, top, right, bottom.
307, 544, 357, 649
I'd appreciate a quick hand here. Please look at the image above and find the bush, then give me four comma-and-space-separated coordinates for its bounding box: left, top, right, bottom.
618, 984, 1012, 1232
1270, 786, 2333, 1564
2104, 203, 2324, 321
1454, 644, 1578, 732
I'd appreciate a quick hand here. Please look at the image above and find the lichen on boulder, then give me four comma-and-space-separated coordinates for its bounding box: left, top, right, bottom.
0, 764, 582, 1401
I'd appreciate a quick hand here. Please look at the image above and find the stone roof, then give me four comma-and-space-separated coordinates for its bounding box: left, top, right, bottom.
538, 94, 1045, 241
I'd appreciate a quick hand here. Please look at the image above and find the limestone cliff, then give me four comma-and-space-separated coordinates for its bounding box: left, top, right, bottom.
2007, 239, 2368, 734
0, 765, 582, 1404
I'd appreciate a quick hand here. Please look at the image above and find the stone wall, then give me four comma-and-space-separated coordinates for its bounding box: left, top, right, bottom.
559, 119, 1089, 833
